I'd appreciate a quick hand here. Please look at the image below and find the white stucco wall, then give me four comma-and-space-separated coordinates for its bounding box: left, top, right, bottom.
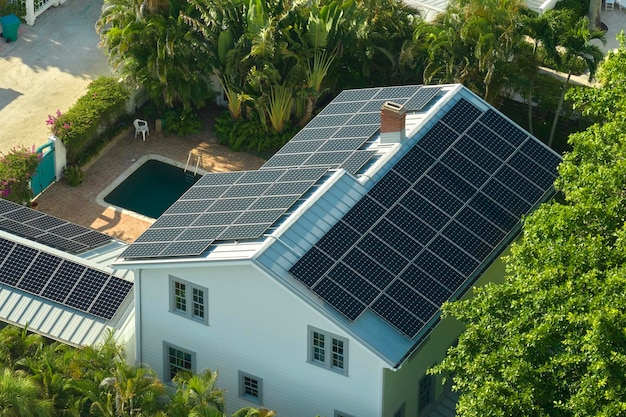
138, 262, 388, 417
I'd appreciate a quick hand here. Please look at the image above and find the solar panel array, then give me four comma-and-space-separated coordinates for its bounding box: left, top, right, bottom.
261, 86, 442, 172
290, 98, 561, 339
122, 168, 328, 259
0, 199, 112, 254
0, 237, 132, 320
122, 85, 444, 261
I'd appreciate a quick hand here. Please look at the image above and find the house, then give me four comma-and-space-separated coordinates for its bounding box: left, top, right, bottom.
404, 0, 559, 22
113, 84, 561, 417
0, 198, 135, 356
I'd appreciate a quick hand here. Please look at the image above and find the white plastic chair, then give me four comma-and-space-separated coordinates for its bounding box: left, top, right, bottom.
133, 119, 149, 141
606, 0, 615, 11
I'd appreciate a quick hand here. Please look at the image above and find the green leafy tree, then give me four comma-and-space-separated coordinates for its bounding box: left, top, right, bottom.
433, 41, 626, 417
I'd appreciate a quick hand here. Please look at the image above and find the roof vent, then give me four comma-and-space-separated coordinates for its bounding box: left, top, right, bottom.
380, 101, 406, 144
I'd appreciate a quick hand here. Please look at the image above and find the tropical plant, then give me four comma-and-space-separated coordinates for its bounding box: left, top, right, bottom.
97, 0, 214, 113
419, 0, 528, 104
0, 368, 53, 417
168, 369, 225, 416
0, 146, 41, 205
548, 16, 605, 147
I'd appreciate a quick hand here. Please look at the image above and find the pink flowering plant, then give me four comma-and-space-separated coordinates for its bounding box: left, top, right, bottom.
46, 109, 72, 140
0, 146, 41, 205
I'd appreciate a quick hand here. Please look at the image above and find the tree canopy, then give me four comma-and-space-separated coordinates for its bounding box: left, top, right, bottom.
432, 41, 626, 417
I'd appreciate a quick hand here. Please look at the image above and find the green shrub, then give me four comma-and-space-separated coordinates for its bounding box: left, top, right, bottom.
163, 108, 203, 137
214, 111, 296, 153
554, 0, 589, 18
0, 146, 41, 205
0, 0, 25, 17
49, 77, 129, 165
62, 165, 84, 186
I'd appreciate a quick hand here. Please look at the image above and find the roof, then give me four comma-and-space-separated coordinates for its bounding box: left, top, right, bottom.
117, 84, 561, 366
405, 0, 552, 21
0, 200, 134, 346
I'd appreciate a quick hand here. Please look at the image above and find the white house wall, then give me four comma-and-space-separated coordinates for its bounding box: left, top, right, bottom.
138, 262, 388, 417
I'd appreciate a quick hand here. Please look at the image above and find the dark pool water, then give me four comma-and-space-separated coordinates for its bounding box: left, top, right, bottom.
104, 159, 199, 219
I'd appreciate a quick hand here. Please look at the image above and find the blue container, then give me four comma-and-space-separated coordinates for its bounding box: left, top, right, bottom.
0, 14, 20, 43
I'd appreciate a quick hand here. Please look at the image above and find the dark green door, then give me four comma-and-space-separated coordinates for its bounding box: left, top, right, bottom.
32, 142, 55, 196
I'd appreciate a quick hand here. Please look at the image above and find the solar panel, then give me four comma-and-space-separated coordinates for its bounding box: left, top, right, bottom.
373, 86, 419, 100
89, 278, 134, 320
333, 88, 381, 102
311, 277, 366, 321
346, 113, 379, 126
342, 151, 377, 175
404, 87, 442, 111
307, 114, 353, 128
480, 109, 527, 146
279, 140, 325, 154
18, 252, 62, 294
291, 89, 561, 340
0, 237, 132, 320
440, 98, 482, 133
290, 127, 338, 141
417, 122, 458, 159
41, 260, 86, 303
262, 153, 310, 168
319, 101, 366, 116
0, 199, 112, 254
318, 138, 367, 152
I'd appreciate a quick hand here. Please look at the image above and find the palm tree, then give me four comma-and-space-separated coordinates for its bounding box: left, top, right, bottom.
0, 325, 44, 368
518, 9, 562, 134
0, 368, 53, 417
94, 362, 165, 417
548, 16, 605, 147
97, 0, 215, 113
169, 369, 225, 417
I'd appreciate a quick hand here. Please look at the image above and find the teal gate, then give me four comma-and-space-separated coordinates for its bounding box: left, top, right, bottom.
32, 142, 55, 196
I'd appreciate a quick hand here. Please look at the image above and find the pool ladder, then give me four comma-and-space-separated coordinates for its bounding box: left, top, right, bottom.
184, 153, 202, 183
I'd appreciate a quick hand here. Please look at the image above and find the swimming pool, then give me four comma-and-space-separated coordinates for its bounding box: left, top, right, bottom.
103, 159, 200, 219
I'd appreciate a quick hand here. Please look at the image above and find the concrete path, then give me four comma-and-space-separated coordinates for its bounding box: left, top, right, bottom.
0, 0, 111, 154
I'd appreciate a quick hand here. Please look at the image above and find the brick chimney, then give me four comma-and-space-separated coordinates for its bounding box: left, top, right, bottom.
380, 101, 406, 143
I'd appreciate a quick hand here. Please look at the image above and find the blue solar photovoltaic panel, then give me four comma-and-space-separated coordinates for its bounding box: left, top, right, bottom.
290, 97, 561, 339
123, 168, 327, 259
0, 237, 132, 320
0, 199, 112, 254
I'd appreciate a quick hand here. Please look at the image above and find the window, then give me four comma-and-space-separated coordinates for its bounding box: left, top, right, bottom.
307, 326, 348, 376
169, 276, 208, 324
239, 371, 263, 404
164, 342, 195, 381
418, 374, 434, 413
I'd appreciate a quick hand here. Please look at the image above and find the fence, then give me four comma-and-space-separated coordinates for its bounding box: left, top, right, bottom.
23, 0, 66, 26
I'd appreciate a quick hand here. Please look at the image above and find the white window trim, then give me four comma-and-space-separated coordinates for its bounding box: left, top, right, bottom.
169, 275, 209, 325
307, 325, 349, 376
238, 371, 263, 405
163, 341, 196, 382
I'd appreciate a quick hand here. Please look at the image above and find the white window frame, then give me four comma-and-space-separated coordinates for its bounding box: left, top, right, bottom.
169, 276, 208, 324
163, 342, 196, 382
238, 371, 263, 405
307, 326, 349, 376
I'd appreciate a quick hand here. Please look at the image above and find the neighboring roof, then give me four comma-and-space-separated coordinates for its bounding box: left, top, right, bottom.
117, 84, 561, 367
0, 201, 134, 346
405, 0, 553, 22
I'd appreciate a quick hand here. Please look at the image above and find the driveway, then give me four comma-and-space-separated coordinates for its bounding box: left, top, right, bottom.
0, 0, 111, 154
